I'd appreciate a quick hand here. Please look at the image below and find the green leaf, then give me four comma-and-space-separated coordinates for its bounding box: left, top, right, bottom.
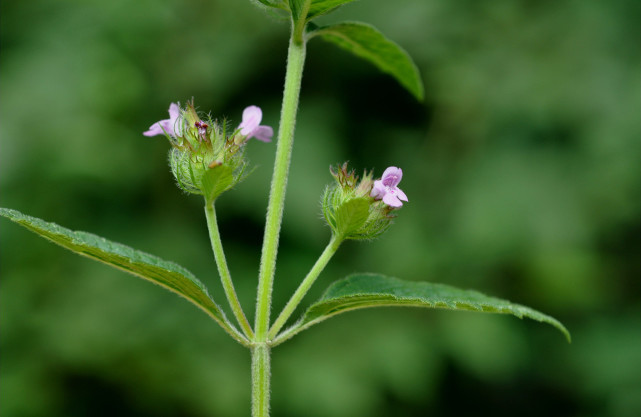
202, 164, 234, 203
335, 198, 369, 237
275, 273, 570, 344
0, 207, 246, 343
252, 0, 287, 10
308, 22, 424, 101
307, 0, 356, 19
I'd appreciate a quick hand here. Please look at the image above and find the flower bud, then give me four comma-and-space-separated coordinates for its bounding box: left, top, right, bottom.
321, 163, 397, 240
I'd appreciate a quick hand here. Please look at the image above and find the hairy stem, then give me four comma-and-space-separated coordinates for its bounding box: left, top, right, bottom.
268, 235, 342, 340
255, 32, 307, 341
251, 344, 271, 417
205, 203, 254, 339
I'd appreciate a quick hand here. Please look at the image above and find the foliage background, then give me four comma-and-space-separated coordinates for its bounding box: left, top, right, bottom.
1, 0, 639, 416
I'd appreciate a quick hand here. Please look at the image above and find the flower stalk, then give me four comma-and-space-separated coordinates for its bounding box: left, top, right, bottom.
268, 235, 343, 340
205, 203, 254, 339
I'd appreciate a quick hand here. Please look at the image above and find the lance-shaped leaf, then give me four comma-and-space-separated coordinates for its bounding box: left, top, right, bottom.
253, 0, 287, 10
273, 273, 570, 345
307, 0, 356, 19
308, 22, 424, 101
0, 207, 247, 345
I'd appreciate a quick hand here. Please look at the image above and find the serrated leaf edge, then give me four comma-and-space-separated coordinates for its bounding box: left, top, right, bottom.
0, 207, 249, 345
273, 273, 570, 346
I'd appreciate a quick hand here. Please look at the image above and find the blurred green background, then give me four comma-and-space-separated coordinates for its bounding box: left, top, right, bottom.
1, 0, 639, 416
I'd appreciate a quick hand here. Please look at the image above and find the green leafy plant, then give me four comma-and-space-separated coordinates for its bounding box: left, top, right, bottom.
0, 1, 570, 416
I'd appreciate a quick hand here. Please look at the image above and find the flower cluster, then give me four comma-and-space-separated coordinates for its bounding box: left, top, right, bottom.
143, 101, 272, 201
322, 163, 408, 240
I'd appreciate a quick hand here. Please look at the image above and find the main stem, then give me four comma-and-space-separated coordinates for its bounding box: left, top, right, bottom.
251, 344, 271, 417
252, 28, 307, 417
268, 235, 342, 339
205, 203, 254, 339
255, 34, 307, 341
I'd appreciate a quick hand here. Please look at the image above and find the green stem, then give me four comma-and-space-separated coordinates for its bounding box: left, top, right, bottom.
251, 344, 271, 417
255, 32, 307, 341
292, 0, 311, 44
269, 318, 311, 347
268, 235, 342, 340
205, 203, 254, 339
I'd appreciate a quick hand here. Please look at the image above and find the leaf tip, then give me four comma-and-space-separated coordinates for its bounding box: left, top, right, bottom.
412, 86, 425, 102
559, 324, 572, 344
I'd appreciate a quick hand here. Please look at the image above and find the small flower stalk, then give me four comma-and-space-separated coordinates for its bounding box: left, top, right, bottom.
144, 101, 272, 202
322, 163, 408, 240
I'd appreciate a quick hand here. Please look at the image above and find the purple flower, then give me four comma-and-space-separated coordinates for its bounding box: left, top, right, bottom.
143, 102, 181, 137
370, 166, 408, 208
238, 105, 273, 142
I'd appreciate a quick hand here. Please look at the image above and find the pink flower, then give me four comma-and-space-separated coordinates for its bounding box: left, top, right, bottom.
370, 166, 408, 208
238, 105, 273, 142
143, 103, 181, 137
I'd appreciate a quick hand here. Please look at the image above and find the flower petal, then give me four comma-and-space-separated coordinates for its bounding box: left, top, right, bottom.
168, 102, 181, 120
370, 180, 386, 199
143, 123, 165, 137
395, 187, 408, 202
240, 105, 262, 135
383, 192, 403, 207
251, 125, 274, 142
144, 103, 182, 137
382, 166, 403, 187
